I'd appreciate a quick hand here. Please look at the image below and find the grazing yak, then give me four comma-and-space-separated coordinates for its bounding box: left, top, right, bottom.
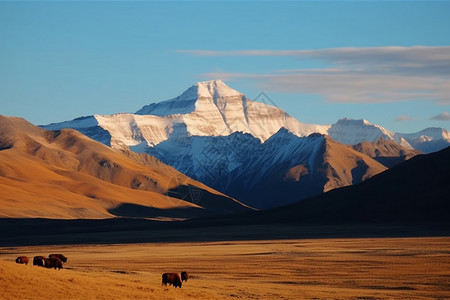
161, 273, 182, 288
15, 256, 29, 265
181, 271, 189, 282
33, 256, 46, 267
45, 257, 63, 270
49, 254, 67, 263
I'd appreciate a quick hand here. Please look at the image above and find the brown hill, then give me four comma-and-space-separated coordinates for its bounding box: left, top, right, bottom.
318, 135, 388, 192
351, 138, 422, 168
0, 116, 252, 219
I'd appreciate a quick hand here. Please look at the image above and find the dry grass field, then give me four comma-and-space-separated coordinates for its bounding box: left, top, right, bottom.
1, 237, 449, 299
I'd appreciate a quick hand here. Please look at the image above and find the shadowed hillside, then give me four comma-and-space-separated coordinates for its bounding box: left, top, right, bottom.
253, 146, 450, 224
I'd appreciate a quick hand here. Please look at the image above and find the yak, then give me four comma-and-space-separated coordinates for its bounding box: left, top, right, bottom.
44, 257, 63, 270
15, 256, 29, 265
33, 256, 46, 267
161, 273, 182, 288
181, 271, 189, 282
49, 254, 67, 263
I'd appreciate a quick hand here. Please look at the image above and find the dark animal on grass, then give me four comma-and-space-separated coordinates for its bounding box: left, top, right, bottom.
44, 257, 63, 270
33, 256, 46, 267
161, 273, 182, 288
181, 271, 189, 282
49, 254, 67, 263
15, 256, 29, 265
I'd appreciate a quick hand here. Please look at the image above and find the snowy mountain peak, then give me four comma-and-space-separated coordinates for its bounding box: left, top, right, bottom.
329, 117, 398, 147
395, 127, 450, 153
413, 127, 450, 141
131, 79, 329, 142
174, 79, 242, 101
194, 79, 243, 98
135, 79, 243, 116
335, 118, 373, 126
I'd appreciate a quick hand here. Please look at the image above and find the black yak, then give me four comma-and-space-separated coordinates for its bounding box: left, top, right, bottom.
161, 273, 182, 288
181, 271, 189, 282
33, 256, 46, 267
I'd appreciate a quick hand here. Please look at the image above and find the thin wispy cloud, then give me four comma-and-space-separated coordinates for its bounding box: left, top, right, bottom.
181, 46, 450, 75
395, 115, 415, 122
431, 112, 450, 121
181, 46, 450, 104
205, 69, 450, 104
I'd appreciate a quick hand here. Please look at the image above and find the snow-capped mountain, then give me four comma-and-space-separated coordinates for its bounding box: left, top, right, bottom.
328, 118, 413, 149
44, 80, 329, 150
44, 80, 449, 154
396, 127, 450, 153
328, 118, 450, 153
42, 80, 449, 208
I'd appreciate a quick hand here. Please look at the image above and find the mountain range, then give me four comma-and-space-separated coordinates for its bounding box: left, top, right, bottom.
43, 80, 450, 154
42, 80, 446, 209
0, 115, 252, 219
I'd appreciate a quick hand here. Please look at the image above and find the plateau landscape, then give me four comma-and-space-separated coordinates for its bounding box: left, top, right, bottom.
1, 1, 449, 299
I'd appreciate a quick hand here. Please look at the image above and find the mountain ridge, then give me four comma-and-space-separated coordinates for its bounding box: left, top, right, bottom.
43, 80, 450, 153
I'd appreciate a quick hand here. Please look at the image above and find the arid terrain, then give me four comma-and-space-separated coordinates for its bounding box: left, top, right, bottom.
1, 237, 449, 299
0, 116, 251, 220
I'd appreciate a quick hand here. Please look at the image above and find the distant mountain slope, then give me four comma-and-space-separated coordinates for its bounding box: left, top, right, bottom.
224, 131, 388, 209
351, 138, 422, 168
257, 146, 450, 223
328, 118, 450, 153
148, 128, 387, 209
0, 116, 252, 219
328, 118, 411, 149
397, 128, 450, 153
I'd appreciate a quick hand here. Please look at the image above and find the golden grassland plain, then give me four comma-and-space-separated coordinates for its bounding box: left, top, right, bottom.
0, 237, 449, 299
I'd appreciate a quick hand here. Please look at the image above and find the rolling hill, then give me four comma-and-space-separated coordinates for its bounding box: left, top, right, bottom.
0, 116, 252, 219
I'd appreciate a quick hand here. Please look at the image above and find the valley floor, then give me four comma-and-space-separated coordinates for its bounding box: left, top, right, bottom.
1, 237, 449, 299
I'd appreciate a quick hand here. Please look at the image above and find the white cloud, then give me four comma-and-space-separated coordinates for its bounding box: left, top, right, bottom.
183, 46, 450, 104
431, 112, 450, 121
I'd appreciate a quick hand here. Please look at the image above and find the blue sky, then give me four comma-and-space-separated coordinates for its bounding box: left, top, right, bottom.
1, 1, 449, 132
